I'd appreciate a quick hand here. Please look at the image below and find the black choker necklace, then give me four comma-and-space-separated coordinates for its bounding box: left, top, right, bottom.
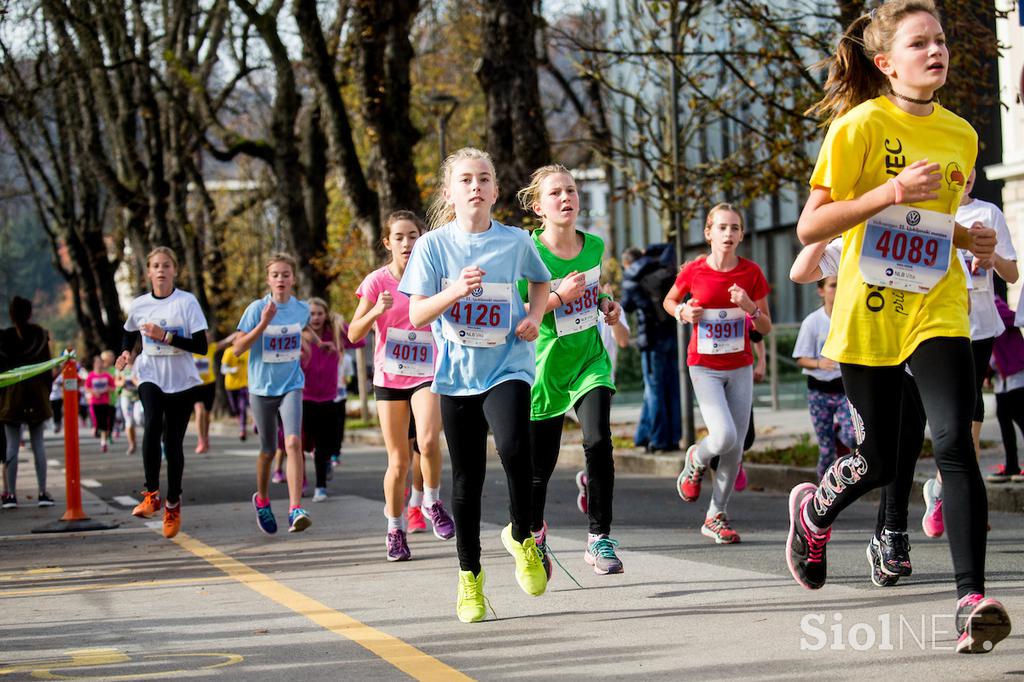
889, 90, 935, 105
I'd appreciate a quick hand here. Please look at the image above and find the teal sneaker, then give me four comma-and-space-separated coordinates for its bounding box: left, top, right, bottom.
501, 523, 547, 596
585, 535, 624, 574
288, 507, 312, 533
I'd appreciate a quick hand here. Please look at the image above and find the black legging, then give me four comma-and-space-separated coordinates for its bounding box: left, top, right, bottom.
808, 336, 987, 599
874, 371, 926, 537
970, 337, 996, 422
531, 387, 614, 536
995, 387, 1024, 472
303, 399, 341, 488
440, 380, 533, 574
138, 382, 194, 503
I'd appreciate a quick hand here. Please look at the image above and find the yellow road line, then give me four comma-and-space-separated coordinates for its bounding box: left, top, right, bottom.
172, 533, 472, 682
0, 576, 228, 598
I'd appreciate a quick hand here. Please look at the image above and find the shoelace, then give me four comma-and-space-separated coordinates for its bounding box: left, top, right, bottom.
543, 542, 584, 589
802, 518, 830, 563
884, 530, 912, 562
590, 536, 620, 559
459, 574, 499, 620
706, 517, 732, 534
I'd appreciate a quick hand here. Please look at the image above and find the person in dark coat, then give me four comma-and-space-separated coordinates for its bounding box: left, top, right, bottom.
620, 245, 681, 452
0, 296, 54, 508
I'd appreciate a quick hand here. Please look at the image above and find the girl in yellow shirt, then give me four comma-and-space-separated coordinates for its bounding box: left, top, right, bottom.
783, 0, 1008, 654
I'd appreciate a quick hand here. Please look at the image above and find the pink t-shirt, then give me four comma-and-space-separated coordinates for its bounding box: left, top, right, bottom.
301, 326, 340, 403
356, 265, 436, 389
85, 371, 112, 406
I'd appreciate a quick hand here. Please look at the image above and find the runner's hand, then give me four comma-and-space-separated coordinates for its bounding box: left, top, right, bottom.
555, 271, 586, 303
600, 299, 621, 326
728, 284, 753, 312
259, 300, 277, 325
455, 266, 485, 297
375, 291, 394, 313
894, 159, 941, 203
680, 298, 703, 324
515, 317, 539, 342
139, 322, 165, 340
966, 222, 996, 262
115, 351, 131, 370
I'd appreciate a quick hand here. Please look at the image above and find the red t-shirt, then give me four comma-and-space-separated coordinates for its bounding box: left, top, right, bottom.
672, 256, 770, 370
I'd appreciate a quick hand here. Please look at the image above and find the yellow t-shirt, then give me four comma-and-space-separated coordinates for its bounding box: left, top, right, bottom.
193, 346, 217, 386
813, 96, 976, 366
220, 346, 249, 391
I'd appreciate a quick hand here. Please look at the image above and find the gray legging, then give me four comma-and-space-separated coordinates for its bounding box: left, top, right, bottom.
689, 364, 753, 518
4, 422, 47, 494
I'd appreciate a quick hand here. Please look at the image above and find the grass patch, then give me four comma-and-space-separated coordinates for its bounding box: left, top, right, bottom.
746, 434, 820, 467
345, 417, 379, 430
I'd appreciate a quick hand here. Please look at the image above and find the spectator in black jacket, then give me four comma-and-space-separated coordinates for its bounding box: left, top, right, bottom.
620, 245, 681, 452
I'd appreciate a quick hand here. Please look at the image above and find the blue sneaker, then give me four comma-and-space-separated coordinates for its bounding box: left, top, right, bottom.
585, 535, 624, 575
288, 507, 312, 533
252, 493, 277, 535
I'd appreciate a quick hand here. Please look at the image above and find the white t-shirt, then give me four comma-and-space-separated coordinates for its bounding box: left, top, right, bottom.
124, 289, 208, 394
956, 198, 1017, 340
793, 306, 841, 382
598, 315, 630, 382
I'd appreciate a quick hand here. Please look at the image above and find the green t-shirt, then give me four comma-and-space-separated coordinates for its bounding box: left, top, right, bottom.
518, 229, 614, 420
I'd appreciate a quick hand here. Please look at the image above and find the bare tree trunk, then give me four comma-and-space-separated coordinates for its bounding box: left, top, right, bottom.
476, 0, 551, 225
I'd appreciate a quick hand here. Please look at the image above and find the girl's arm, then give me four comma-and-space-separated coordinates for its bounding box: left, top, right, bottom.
214, 332, 239, 352
797, 160, 946, 245
408, 266, 484, 328
233, 301, 276, 355
665, 280, 705, 324
514, 280, 549, 341
790, 241, 829, 284
348, 295, 387, 343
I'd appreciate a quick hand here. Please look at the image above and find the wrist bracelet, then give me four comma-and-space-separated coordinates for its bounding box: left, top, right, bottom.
554, 291, 565, 306
749, 307, 761, 321
888, 178, 905, 205
674, 303, 686, 322
164, 332, 174, 345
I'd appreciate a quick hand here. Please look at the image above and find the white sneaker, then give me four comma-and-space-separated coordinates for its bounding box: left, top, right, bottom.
313, 487, 328, 503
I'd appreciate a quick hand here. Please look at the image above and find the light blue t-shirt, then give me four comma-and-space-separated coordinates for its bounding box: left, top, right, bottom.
399, 220, 551, 396
237, 295, 311, 397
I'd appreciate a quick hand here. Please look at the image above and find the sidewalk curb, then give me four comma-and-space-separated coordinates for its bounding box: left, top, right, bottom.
338, 426, 1024, 515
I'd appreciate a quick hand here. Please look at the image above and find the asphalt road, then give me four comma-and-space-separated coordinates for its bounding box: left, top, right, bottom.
0, 428, 1021, 680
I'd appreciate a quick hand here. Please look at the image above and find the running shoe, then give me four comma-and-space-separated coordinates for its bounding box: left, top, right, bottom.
271, 469, 285, 484
877, 529, 913, 576
500, 523, 547, 596
585, 535, 624, 575
701, 512, 740, 544
407, 506, 427, 533
456, 569, 487, 623
100, 440, 108, 453
866, 536, 900, 588
986, 465, 1012, 483
163, 502, 181, 538
425, 500, 456, 540
132, 490, 161, 518
312, 487, 327, 503
922, 477, 944, 538
533, 523, 553, 581
386, 528, 411, 561
575, 470, 588, 514
252, 493, 278, 534
955, 593, 1012, 654
785, 482, 830, 590
37, 492, 54, 508
288, 507, 312, 533
676, 444, 706, 502
239, 430, 247, 442
126, 444, 136, 456
1, 493, 17, 509
734, 463, 748, 492
1014, 469, 1024, 483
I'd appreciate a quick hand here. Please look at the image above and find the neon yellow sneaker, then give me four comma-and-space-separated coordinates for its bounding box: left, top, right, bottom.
456, 569, 487, 623
501, 523, 547, 596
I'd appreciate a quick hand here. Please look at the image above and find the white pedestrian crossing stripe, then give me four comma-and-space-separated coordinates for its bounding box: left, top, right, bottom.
113, 496, 139, 507
81, 479, 102, 488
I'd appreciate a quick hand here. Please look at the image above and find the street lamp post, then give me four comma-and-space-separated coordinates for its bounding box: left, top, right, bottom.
426, 92, 459, 165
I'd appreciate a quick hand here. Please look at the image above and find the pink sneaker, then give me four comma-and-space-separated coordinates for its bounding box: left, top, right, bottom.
922, 478, 944, 538
734, 463, 747, 492
575, 470, 588, 514
271, 469, 285, 484
406, 506, 427, 533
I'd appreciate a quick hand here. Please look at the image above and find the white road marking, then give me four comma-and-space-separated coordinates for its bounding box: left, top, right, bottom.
81, 479, 102, 488
112, 496, 139, 507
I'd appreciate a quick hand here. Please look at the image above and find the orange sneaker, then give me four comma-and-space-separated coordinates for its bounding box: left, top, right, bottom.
132, 490, 161, 518
163, 502, 181, 538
